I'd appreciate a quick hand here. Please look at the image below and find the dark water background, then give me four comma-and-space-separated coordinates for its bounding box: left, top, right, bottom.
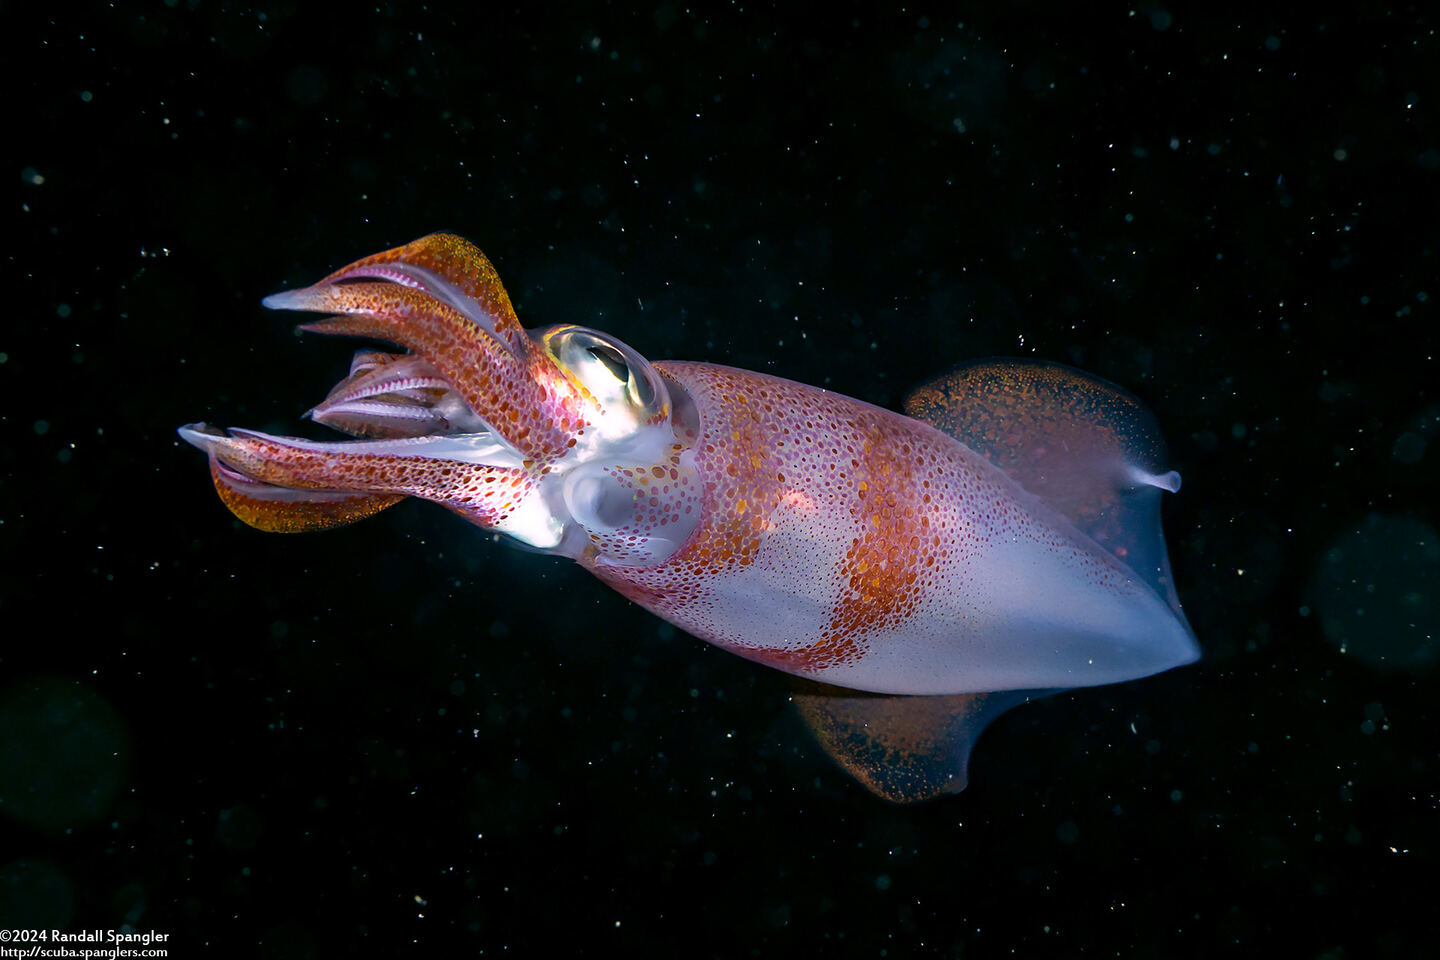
4, 3, 1437, 956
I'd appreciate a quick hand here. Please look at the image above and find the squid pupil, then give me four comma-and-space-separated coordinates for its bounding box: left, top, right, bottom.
587, 344, 630, 383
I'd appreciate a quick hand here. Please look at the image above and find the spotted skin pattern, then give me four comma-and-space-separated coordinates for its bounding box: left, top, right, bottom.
281, 283, 588, 467
591, 362, 1154, 693
194, 428, 536, 530
207, 456, 404, 534
318, 232, 531, 353
578, 445, 705, 566
181, 233, 1197, 800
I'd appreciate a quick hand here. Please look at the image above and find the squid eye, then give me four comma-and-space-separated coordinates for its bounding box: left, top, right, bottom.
539, 325, 668, 433
586, 343, 630, 383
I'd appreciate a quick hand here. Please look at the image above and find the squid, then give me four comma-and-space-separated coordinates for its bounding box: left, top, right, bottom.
180, 234, 1198, 802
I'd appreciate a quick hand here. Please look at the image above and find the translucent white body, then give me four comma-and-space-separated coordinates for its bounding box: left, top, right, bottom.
588, 362, 1198, 696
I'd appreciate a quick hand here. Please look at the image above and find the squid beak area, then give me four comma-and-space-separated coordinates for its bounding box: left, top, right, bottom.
260, 277, 582, 467
303, 349, 493, 441
177, 423, 531, 535
180, 236, 583, 536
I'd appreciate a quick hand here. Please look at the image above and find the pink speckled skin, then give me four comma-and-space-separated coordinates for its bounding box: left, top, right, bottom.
180, 234, 1198, 799
593, 362, 1193, 695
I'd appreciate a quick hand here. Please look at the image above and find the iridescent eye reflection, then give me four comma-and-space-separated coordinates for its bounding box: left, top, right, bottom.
541, 325, 670, 442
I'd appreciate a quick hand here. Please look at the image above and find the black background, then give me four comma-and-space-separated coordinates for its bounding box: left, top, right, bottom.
4, 2, 1437, 957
